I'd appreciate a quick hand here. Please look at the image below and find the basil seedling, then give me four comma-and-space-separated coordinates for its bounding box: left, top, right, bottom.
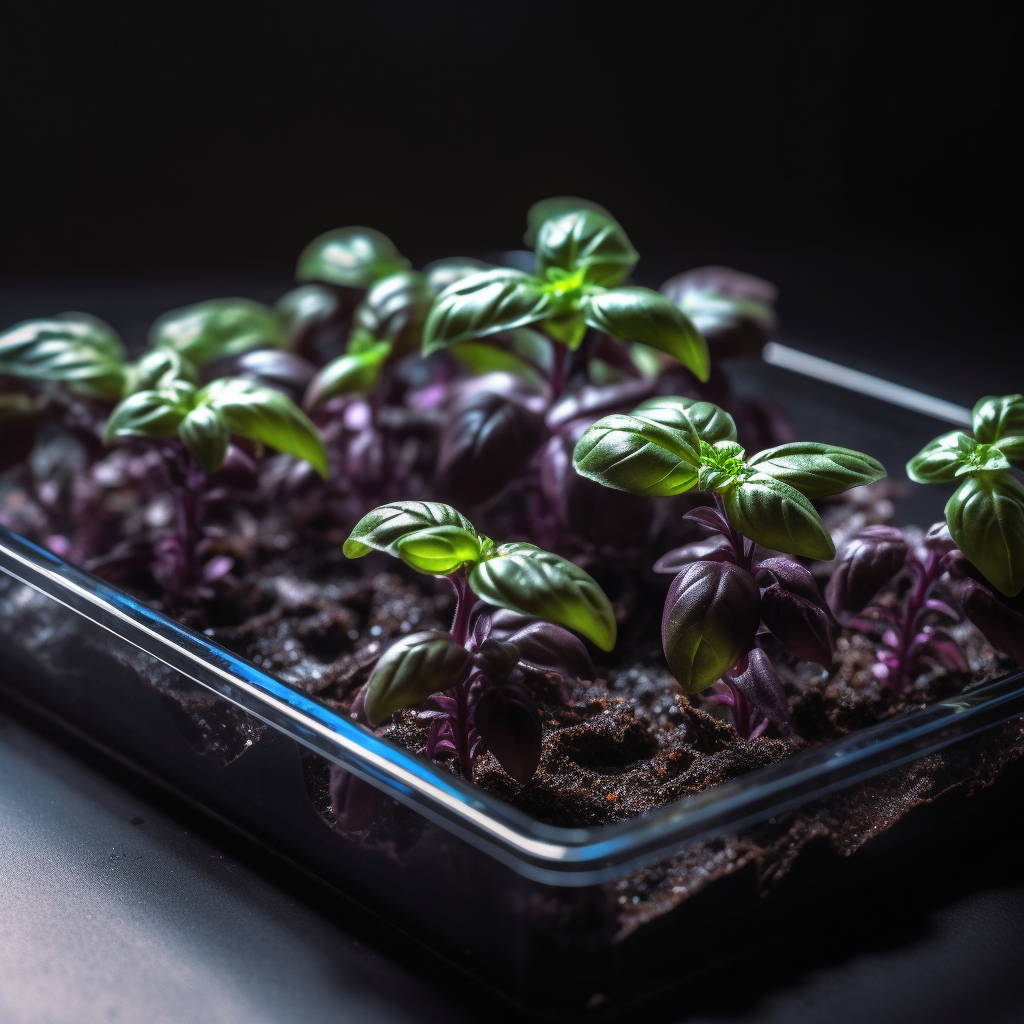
104, 377, 327, 593
907, 394, 1024, 597
576, 395, 885, 734
343, 501, 615, 782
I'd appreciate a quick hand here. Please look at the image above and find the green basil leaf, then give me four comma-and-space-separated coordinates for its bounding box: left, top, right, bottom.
945, 472, 1024, 596
448, 329, 549, 384
364, 631, 473, 725
524, 196, 615, 248
303, 341, 392, 410
422, 270, 555, 353
150, 299, 288, 367
0, 313, 126, 399
749, 442, 887, 498
353, 270, 432, 357
296, 227, 410, 288
198, 378, 328, 477
722, 474, 836, 560
632, 395, 737, 444
662, 561, 762, 693
572, 412, 702, 496
534, 209, 638, 287
541, 312, 588, 349
178, 404, 230, 474
972, 394, 1024, 444
906, 431, 965, 484
581, 288, 710, 382
394, 525, 483, 575
468, 543, 617, 651
994, 435, 1024, 464
343, 502, 477, 559
104, 383, 195, 442
124, 347, 198, 395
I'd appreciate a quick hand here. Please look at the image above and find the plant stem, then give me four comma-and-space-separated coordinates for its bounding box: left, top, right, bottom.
712, 492, 753, 571
444, 568, 478, 781
165, 442, 208, 593
550, 341, 568, 401
889, 547, 939, 693
446, 567, 475, 646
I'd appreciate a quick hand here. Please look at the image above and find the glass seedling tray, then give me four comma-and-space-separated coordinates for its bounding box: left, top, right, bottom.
1, 354, 1022, 1014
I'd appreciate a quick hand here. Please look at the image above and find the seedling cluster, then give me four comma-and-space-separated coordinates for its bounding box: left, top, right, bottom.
2, 199, 1021, 791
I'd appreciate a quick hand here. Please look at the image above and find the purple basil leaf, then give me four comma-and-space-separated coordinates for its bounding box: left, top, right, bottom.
470, 611, 493, 649
653, 536, 733, 574
732, 648, 791, 734
210, 444, 259, 490
756, 556, 828, 606
662, 560, 762, 693
923, 522, 956, 554
545, 378, 655, 432
681, 505, 731, 537
759, 583, 836, 669
924, 598, 959, 621
916, 629, 969, 673
473, 684, 542, 784
826, 525, 908, 617
486, 608, 538, 642
541, 427, 654, 546
962, 580, 1024, 666
438, 390, 547, 505
328, 765, 385, 831
472, 638, 521, 682
208, 349, 317, 403
506, 621, 595, 684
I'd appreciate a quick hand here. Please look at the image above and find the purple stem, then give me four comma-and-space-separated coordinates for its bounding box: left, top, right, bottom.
164, 442, 209, 592
712, 492, 753, 571
550, 341, 568, 401
444, 568, 479, 781
887, 547, 939, 693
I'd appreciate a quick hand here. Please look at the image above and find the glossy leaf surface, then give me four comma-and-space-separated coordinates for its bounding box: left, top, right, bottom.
722, 474, 836, 560
364, 632, 472, 725
759, 581, 835, 668
178, 404, 229, 474
825, 525, 908, 615
344, 502, 476, 559
749, 442, 886, 498
423, 257, 494, 295
524, 197, 614, 248
662, 561, 761, 693
150, 299, 288, 367
973, 394, 1024, 444
572, 412, 702, 496
423, 270, 555, 352
124, 347, 198, 394
297, 227, 409, 288
353, 270, 432, 356
303, 341, 392, 409
505, 621, 595, 683
582, 288, 709, 381
632, 395, 737, 444
469, 543, 617, 651
104, 383, 193, 441
961, 581, 1024, 665
906, 431, 965, 484
197, 378, 328, 477
534, 209, 638, 287
395, 525, 483, 575
0, 314, 126, 399
945, 472, 1024, 596
732, 648, 790, 732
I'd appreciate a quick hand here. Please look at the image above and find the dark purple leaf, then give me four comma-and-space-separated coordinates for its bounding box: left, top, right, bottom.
653, 537, 733, 574
506, 621, 595, 684
681, 505, 732, 537
473, 684, 542, 784
210, 444, 259, 490
472, 638, 521, 682
545, 378, 655, 432
662, 560, 762, 693
438, 390, 547, 505
731, 648, 790, 733
756, 556, 827, 606
913, 628, 970, 673
470, 611, 493, 648
346, 428, 388, 491
486, 608, 538, 642
0, 393, 39, 473
84, 540, 155, 582
923, 522, 956, 554
328, 764, 385, 831
759, 583, 836, 668
541, 429, 653, 547
207, 349, 317, 403
962, 580, 1024, 666
826, 525, 908, 617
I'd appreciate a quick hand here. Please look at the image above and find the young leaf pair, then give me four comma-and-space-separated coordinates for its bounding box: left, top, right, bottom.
575, 395, 886, 733
908, 394, 1024, 597
423, 199, 710, 393
343, 501, 615, 783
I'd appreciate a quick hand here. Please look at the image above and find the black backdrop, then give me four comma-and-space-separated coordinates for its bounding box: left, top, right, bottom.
0, 3, 1019, 367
